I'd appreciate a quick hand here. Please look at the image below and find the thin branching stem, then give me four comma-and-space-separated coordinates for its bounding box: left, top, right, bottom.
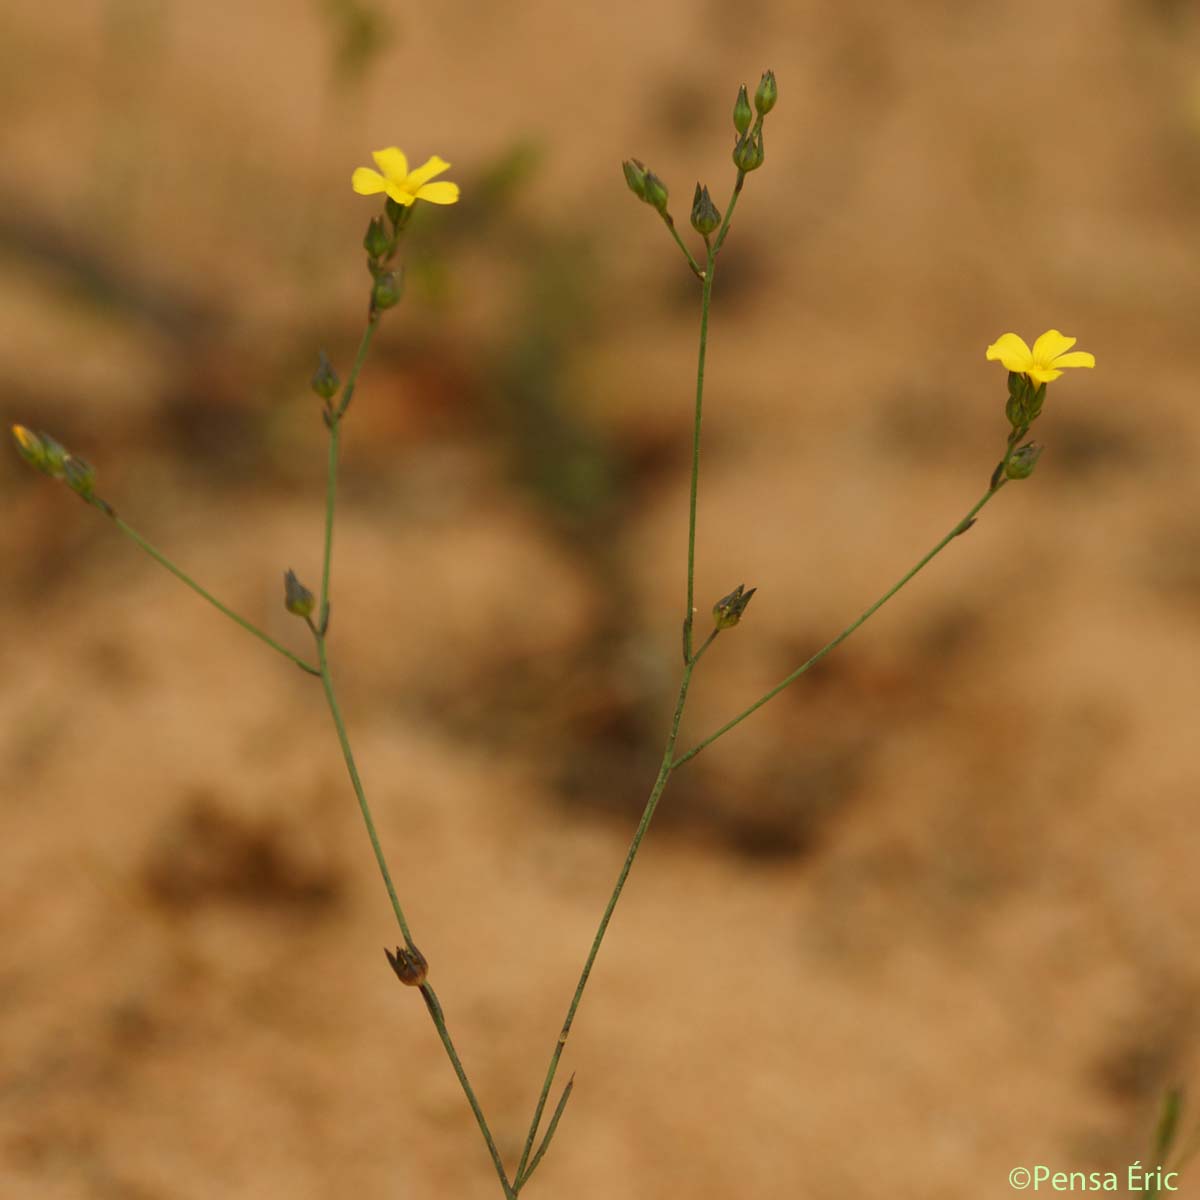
420, 983, 517, 1200
683, 171, 744, 660
311, 293, 514, 1200
714, 169, 746, 254
321, 314, 379, 627
514, 618, 724, 1186
18, 84, 1056, 1200
663, 214, 706, 279
313, 630, 415, 943
106, 512, 319, 675
516, 1075, 574, 1191
683, 251, 715, 660
517, 168, 750, 1188
313, 628, 513, 1197
672, 478, 1008, 769
515, 654, 700, 1186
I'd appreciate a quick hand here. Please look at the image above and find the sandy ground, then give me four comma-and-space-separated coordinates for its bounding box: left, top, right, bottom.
4, 1, 1200, 1197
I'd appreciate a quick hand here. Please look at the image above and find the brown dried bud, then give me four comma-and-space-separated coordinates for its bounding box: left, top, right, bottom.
385, 943, 428, 987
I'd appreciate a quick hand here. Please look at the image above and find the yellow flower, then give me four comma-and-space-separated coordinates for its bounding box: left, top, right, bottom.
351, 148, 460, 207
985, 330, 1095, 385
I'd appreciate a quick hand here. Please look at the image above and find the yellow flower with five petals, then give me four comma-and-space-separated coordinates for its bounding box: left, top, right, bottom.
985, 330, 1095, 385
352, 148, 460, 207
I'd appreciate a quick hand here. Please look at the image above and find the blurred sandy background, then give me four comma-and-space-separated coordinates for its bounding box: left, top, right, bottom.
4, 0, 1200, 1197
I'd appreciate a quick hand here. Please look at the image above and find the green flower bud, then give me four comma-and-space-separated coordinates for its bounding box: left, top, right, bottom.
37, 432, 69, 478
363, 216, 391, 260
754, 69, 778, 116
1004, 442, 1044, 480
62, 454, 96, 499
622, 158, 649, 201
642, 170, 669, 215
11, 425, 48, 471
690, 183, 721, 236
713, 583, 757, 630
623, 159, 670, 214
12, 426, 103, 501
1028, 380, 1047, 421
283, 569, 316, 618
733, 84, 753, 135
1004, 373, 1046, 431
732, 127, 764, 173
311, 350, 341, 401
385, 943, 428, 986
371, 269, 403, 311
732, 134, 750, 171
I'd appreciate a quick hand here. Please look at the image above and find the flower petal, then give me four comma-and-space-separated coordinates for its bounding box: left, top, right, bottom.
1026, 366, 1063, 385
414, 180, 460, 205
406, 155, 451, 189
384, 181, 416, 205
372, 147, 409, 182
986, 333, 1033, 372
352, 167, 387, 195
1049, 350, 1095, 370
1031, 329, 1076, 365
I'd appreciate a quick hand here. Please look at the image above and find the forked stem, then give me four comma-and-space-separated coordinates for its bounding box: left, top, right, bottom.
310, 308, 515, 1199
673, 478, 1008, 768
104, 510, 318, 675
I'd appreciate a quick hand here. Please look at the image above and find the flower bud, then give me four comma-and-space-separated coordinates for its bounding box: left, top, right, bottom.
1004, 373, 1046, 431
283, 569, 316, 618
713, 583, 757, 630
385, 943, 428, 987
363, 216, 391, 260
1004, 442, 1043, 481
11, 425, 48, 471
371, 269, 403, 310
642, 170, 669, 215
732, 127, 764, 173
311, 351, 341, 402
690, 183, 721, 236
37, 432, 69, 478
1028, 380, 1047, 421
754, 69, 778, 116
733, 84, 753, 135
622, 158, 649, 201
63, 454, 96, 499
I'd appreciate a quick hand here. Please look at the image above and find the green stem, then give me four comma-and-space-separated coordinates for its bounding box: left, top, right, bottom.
662, 214, 705, 279
314, 632, 414, 942
515, 1075, 574, 1191
421, 983, 517, 1200
515, 654, 700, 1186
107, 513, 318, 675
714, 170, 745, 254
313, 628, 513, 1197
681, 171, 745, 661
337, 311, 380, 420
690, 626, 720, 666
672, 480, 1007, 769
516, 167, 752, 1185
683, 247, 715, 661
320, 315, 379, 627
320, 420, 340, 631
311, 301, 513, 1199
